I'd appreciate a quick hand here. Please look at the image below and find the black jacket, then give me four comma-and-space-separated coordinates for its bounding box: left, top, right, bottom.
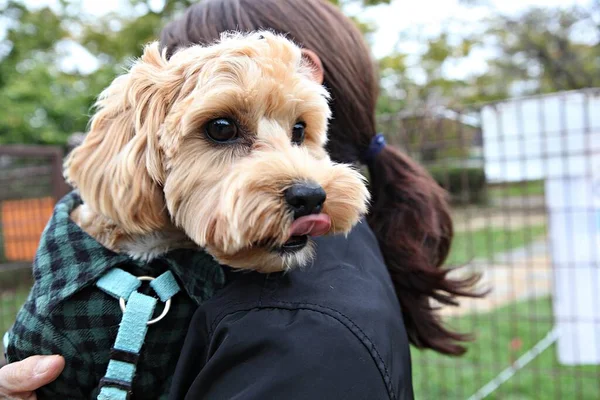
169, 221, 414, 400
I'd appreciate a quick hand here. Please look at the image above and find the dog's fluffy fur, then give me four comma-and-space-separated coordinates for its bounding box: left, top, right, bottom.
64, 31, 369, 272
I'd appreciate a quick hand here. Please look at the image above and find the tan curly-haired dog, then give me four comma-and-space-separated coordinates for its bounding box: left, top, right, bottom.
65, 31, 369, 272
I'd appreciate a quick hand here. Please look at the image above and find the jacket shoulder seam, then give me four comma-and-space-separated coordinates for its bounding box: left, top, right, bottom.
208, 301, 396, 399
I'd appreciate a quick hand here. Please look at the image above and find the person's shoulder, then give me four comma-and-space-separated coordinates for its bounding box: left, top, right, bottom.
211, 222, 395, 301
210, 220, 405, 328
190, 220, 413, 399
198, 304, 396, 399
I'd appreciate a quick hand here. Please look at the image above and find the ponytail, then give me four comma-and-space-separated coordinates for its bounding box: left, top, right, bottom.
366, 144, 483, 355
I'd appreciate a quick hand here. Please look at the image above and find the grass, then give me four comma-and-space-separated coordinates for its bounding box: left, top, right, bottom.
447, 224, 547, 266
0, 267, 33, 339
0, 286, 29, 340
0, 283, 30, 365
412, 297, 600, 399
489, 180, 545, 199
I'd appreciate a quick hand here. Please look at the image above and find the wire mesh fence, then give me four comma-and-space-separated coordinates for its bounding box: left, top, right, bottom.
0, 89, 599, 398
378, 88, 600, 399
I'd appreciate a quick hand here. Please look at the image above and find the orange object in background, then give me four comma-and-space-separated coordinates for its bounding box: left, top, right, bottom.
1, 197, 55, 261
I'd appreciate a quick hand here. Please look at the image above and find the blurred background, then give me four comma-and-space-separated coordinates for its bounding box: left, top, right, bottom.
0, 0, 599, 398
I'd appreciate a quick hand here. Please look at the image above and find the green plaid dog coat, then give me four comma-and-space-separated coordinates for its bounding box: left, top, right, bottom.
4, 191, 225, 399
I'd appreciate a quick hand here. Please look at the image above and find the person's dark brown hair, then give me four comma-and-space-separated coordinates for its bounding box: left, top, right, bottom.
161, 0, 483, 356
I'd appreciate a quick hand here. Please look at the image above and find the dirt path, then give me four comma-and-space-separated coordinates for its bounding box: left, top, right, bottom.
436, 240, 552, 317
453, 212, 547, 233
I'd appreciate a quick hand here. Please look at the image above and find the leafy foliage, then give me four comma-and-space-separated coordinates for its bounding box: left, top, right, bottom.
0, 0, 598, 145
0, 0, 386, 145
378, 2, 600, 113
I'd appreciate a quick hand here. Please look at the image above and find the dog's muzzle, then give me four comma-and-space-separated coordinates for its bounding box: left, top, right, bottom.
281, 182, 331, 253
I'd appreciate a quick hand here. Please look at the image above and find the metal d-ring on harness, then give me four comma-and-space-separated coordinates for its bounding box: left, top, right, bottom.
95, 268, 181, 400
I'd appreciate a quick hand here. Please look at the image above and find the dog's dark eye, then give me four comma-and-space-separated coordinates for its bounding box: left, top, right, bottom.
205, 118, 239, 142
292, 122, 306, 145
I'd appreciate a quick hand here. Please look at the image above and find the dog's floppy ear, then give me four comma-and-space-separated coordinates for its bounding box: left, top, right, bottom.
64, 42, 182, 235
301, 49, 324, 84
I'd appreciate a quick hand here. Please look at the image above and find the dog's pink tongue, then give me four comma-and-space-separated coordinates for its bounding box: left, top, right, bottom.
289, 214, 331, 237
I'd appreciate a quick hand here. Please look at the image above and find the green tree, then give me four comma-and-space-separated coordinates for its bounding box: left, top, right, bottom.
375, 2, 599, 170
0, 2, 75, 144
481, 6, 600, 95
0, 0, 390, 146
377, 2, 600, 113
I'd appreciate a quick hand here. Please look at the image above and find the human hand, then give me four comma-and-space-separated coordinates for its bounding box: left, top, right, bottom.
0, 356, 64, 399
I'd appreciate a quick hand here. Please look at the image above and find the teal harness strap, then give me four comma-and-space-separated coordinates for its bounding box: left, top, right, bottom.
96, 268, 181, 400
97, 268, 142, 299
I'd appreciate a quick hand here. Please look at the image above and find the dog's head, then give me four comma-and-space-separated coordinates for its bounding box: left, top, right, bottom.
65, 31, 369, 272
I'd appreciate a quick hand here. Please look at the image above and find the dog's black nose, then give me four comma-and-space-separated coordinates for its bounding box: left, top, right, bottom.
285, 183, 326, 219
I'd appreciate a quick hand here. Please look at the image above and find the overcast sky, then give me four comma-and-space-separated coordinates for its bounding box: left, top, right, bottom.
14, 0, 597, 79
356, 0, 592, 57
